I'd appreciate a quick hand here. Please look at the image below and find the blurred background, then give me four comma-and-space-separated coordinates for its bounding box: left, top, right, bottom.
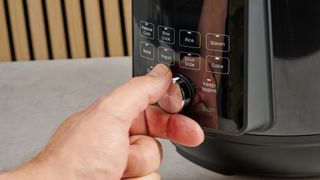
0, 0, 132, 62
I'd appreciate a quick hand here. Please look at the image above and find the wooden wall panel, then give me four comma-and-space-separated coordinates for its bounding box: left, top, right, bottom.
122, 0, 132, 56
8, 0, 30, 61
64, 0, 86, 59
83, 0, 105, 58
103, 0, 124, 57
46, 0, 67, 59
0, 0, 11, 61
0, 0, 132, 61
27, 0, 48, 60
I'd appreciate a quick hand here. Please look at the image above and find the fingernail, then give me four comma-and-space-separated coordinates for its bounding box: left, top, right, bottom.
147, 64, 169, 77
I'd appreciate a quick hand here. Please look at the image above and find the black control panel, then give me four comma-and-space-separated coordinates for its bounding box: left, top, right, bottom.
133, 0, 246, 134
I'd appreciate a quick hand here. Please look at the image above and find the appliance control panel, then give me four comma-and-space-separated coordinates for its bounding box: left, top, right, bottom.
133, 0, 246, 134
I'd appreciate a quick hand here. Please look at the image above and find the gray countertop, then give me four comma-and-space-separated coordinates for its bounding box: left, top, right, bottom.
0, 57, 316, 180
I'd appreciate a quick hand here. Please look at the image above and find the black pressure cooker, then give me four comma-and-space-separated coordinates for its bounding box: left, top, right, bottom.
132, 0, 320, 177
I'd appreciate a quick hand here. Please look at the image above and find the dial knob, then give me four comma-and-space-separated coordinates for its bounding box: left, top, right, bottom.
158, 75, 194, 114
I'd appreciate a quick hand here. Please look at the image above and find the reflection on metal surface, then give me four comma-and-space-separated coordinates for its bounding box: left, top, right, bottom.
271, 0, 320, 59
259, 0, 320, 136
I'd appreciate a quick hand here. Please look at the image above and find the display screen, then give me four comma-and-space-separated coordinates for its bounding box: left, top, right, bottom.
133, 0, 246, 133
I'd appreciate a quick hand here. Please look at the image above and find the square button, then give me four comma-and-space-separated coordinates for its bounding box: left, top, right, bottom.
140, 41, 154, 60
158, 47, 175, 66
140, 21, 154, 39
179, 30, 201, 48
206, 33, 230, 52
179, 52, 201, 70
206, 56, 230, 74
159, 26, 175, 44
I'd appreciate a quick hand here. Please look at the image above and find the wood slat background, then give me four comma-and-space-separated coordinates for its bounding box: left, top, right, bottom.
7, 0, 30, 61
27, 0, 49, 60
0, 0, 11, 61
0, 0, 132, 62
104, 0, 124, 57
45, 0, 68, 59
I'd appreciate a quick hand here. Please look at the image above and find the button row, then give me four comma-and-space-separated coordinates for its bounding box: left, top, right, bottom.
140, 21, 230, 52
140, 41, 229, 74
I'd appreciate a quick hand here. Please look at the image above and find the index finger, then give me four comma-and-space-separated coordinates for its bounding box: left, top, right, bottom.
89, 64, 172, 130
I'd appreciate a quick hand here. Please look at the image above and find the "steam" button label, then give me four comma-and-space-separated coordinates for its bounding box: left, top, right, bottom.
206, 33, 230, 52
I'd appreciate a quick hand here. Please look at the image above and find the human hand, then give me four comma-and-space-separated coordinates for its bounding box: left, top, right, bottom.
0, 64, 204, 180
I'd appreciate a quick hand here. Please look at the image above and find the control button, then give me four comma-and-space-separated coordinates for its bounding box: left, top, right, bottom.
140, 41, 154, 60
201, 79, 217, 94
158, 75, 194, 114
206, 33, 230, 52
179, 52, 201, 70
179, 30, 201, 48
159, 26, 175, 44
140, 21, 154, 39
206, 56, 230, 74
158, 47, 175, 66
146, 65, 154, 73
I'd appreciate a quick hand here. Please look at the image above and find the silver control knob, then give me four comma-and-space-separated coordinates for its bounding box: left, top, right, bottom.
158, 75, 194, 114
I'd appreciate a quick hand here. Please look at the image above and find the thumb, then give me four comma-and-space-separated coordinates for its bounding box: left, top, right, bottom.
92, 64, 172, 129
